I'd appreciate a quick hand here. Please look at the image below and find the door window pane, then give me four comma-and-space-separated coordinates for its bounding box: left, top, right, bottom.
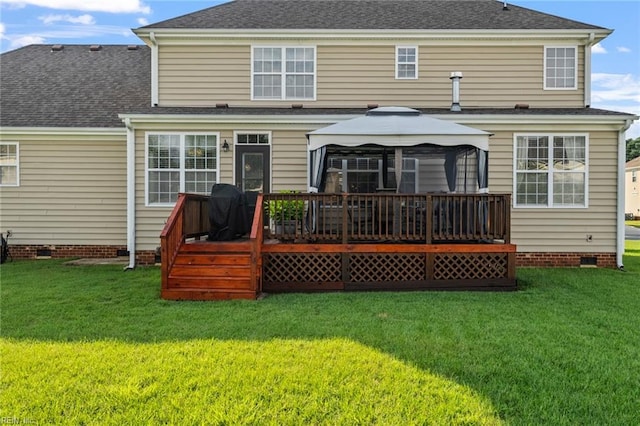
243, 153, 264, 192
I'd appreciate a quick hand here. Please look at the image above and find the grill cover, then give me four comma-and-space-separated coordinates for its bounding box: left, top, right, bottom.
208, 184, 251, 241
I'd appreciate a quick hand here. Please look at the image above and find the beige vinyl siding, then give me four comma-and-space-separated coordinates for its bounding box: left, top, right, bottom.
484, 127, 618, 253
132, 119, 619, 255
134, 126, 230, 251
0, 134, 127, 245
271, 130, 309, 191
158, 45, 251, 106
134, 124, 312, 251
158, 43, 584, 109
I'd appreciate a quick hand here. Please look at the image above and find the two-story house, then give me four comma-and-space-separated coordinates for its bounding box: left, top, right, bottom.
0, 0, 636, 277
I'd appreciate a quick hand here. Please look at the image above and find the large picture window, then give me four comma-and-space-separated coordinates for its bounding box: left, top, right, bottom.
514, 134, 587, 208
252, 46, 315, 100
544, 46, 577, 90
146, 133, 219, 205
0, 142, 19, 186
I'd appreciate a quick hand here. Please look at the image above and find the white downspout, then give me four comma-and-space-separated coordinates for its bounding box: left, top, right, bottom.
125, 118, 136, 270
150, 31, 158, 107
584, 33, 594, 107
617, 119, 632, 269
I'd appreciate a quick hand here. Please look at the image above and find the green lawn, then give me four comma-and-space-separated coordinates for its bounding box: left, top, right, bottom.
1, 243, 639, 425
626, 220, 640, 228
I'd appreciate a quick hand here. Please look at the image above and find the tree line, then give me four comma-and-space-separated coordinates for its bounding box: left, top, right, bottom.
627, 137, 640, 162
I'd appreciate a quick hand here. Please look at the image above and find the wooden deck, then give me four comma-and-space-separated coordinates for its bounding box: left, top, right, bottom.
160, 193, 516, 300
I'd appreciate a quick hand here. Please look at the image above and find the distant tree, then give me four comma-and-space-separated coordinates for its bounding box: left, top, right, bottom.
627, 137, 640, 162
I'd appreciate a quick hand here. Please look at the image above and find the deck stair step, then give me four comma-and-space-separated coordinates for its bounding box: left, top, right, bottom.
163, 240, 258, 300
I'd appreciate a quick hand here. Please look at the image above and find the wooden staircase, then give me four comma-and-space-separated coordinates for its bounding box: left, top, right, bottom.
161, 240, 259, 301
160, 193, 263, 301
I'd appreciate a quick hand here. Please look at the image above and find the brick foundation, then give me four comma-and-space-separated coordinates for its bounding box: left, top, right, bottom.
8, 244, 128, 261
516, 252, 617, 268
135, 250, 158, 266
7, 245, 162, 266
5, 244, 618, 269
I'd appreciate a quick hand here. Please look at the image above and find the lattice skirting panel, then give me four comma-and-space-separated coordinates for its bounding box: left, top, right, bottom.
349, 253, 426, 282
262, 253, 343, 291
432, 253, 508, 280
262, 250, 515, 292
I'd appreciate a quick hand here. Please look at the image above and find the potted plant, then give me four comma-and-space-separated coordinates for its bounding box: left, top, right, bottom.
268, 190, 305, 235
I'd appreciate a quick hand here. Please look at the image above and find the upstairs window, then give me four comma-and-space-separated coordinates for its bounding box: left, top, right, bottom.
544, 46, 577, 90
252, 47, 316, 100
396, 46, 418, 79
514, 134, 587, 208
146, 133, 219, 206
0, 142, 19, 187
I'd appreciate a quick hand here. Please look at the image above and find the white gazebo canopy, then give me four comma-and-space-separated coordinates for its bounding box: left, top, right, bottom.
307, 107, 491, 151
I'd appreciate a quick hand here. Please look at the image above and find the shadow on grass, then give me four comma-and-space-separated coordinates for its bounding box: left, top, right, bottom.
2, 256, 640, 425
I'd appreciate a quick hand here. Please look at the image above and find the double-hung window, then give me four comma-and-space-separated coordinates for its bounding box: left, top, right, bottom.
396, 46, 418, 79
0, 142, 19, 187
146, 133, 219, 206
252, 47, 315, 100
514, 134, 587, 208
544, 46, 577, 89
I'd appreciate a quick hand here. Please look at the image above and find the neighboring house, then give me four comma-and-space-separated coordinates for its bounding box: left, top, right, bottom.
0, 0, 637, 268
626, 157, 640, 219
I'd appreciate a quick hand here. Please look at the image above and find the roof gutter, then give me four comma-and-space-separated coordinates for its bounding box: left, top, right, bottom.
134, 28, 613, 42
617, 118, 633, 269
124, 117, 136, 270
150, 32, 158, 107
584, 32, 596, 107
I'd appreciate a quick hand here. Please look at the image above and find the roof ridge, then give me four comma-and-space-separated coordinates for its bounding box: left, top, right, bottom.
138, 0, 607, 31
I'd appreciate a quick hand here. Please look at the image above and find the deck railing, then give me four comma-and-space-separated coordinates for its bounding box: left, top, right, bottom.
264, 193, 511, 244
159, 192, 264, 292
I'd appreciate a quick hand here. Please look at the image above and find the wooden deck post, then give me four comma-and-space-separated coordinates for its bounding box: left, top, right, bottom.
341, 193, 348, 244
426, 195, 433, 245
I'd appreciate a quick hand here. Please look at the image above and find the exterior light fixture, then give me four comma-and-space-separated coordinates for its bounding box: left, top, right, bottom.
222, 140, 230, 152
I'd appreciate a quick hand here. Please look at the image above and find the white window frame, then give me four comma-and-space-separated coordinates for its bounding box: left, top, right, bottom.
145, 132, 220, 207
251, 46, 317, 101
0, 142, 19, 187
544, 46, 578, 90
395, 46, 418, 80
513, 133, 589, 209
234, 131, 272, 146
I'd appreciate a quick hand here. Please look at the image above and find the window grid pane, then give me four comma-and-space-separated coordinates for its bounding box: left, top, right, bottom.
284, 47, 314, 99
515, 135, 586, 207
253, 47, 315, 100
236, 133, 270, 145
0, 143, 18, 186
546, 47, 576, 89
147, 134, 219, 204
397, 47, 417, 79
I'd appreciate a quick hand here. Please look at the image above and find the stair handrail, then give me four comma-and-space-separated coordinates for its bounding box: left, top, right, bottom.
159, 193, 189, 291
250, 193, 264, 293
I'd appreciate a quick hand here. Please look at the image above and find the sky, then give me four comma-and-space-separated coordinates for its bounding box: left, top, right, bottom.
0, 0, 639, 138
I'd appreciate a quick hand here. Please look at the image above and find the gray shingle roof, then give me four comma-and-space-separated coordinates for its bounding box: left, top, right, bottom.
0, 44, 150, 128
122, 106, 634, 118
142, 0, 606, 31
